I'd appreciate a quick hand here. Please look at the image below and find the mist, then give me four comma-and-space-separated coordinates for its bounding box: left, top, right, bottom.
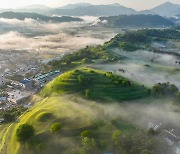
93, 49, 180, 88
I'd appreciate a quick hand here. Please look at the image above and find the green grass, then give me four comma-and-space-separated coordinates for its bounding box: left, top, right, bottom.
0, 67, 150, 154
35, 112, 54, 122
41, 67, 149, 101
0, 96, 138, 154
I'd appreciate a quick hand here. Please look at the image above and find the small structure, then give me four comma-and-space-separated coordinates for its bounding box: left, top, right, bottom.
20, 79, 33, 89
0, 97, 7, 102
147, 122, 161, 131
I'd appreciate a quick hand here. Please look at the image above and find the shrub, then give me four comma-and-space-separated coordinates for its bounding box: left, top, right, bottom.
78, 75, 85, 83
16, 124, 35, 142
50, 122, 62, 133
81, 130, 91, 138
81, 137, 96, 151
85, 89, 91, 98
152, 82, 179, 96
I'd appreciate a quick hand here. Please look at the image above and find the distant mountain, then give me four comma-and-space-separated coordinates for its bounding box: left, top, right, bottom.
150, 2, 180, 16
60, 3, 92, 9
20, 4, 50, 10
0, 12, 83, 22
14, 4, 51, 14
99, 14, 174, 28
49, 4, 137, 16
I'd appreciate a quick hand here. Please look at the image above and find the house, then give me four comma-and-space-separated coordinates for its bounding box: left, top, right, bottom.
20, 79, 33, 89
147, 122, 161, 131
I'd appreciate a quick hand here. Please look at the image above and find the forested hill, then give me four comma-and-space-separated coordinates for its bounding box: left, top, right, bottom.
99, 14, 174, 28
0, 12, 83, 22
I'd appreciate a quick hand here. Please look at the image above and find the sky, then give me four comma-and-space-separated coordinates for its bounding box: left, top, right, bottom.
0, 0, 180, 11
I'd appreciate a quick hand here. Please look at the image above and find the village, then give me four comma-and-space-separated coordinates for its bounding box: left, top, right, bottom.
0, 65, 61, 123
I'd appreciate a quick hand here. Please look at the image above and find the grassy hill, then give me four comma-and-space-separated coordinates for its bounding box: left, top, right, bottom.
0, 95, 140, 154
0, 67, 151, 154
41, 67, 149, 101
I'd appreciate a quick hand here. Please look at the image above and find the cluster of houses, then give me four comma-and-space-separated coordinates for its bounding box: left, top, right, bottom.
21, 70, 61, 89
0, 70, 62, 123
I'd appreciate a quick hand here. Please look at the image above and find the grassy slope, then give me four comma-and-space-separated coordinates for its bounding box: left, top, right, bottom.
0, 67, 149, 154
0, 96, 138, 154
41, 67, 149, 101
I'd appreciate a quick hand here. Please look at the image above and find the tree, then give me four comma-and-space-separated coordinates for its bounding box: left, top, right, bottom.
85, 89, 91, 98
78, 75, 84, 83
81, 130, 91, 138
16, 124, 35, 142
112, 130, 121, 145
50, 122, 62, 133
2, 113, 15, 122
65, 58, 72, 65
81, 137, 96, 152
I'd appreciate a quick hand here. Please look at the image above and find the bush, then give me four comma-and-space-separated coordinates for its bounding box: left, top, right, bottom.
50, 122, 62, 133
81, 130, 91, 138
78, 75, 84, 83
16, 124, 35, 142
85, 89, 91, 98
2, 113, 15, 122
81, 137, 96, 151
152, 82, 179, 96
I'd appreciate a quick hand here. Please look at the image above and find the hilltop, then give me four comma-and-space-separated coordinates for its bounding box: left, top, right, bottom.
41, 67, 149, 101
99, 14, 174, 28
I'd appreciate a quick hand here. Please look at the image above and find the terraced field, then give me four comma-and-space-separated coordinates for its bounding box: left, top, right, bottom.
41, 67, 149, 101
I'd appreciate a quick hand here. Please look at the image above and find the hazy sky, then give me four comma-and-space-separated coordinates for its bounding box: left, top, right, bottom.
0, 0, 180, 10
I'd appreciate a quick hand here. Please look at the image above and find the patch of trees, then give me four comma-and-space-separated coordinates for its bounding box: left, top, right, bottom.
105, 30, 149, 51
152, 82, 179, 97
16, 124, 35, 142
50, 122, 62, 133
99, 14, 174, 28
105, 28, 180, 51
105, 72, 131, 86
120, 42, 138, 51
112, 130, 160, 154
141, 29, 180, 40
1, 106, 27, 123
85, 89, 91, 98
81, 130, 91, 138
48, 45, 116, 68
